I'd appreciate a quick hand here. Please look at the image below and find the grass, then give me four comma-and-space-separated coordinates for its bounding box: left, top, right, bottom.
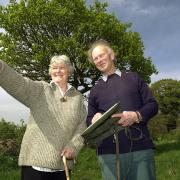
0, 169, 20, 180
71, 147, 101, 180
1, 140, 180, 180
155, 140, 180, 180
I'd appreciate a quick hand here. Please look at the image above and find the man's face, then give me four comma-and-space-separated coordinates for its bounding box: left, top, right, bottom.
50, 63, 69, 84
92, 45, 114, 74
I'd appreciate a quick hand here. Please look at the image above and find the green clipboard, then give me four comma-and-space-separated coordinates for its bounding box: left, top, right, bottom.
82, 102, 124, 145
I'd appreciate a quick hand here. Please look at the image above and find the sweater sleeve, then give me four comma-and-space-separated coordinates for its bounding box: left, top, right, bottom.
65, 97, 87, 156
136, 73, 158, 122
0, 60, 44, 108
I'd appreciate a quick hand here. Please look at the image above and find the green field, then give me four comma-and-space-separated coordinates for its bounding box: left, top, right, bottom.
1, 140, 180, 180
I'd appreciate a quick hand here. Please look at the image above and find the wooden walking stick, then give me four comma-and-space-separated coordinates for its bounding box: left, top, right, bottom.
62, 155, 70, 180
114, 130, 120, 180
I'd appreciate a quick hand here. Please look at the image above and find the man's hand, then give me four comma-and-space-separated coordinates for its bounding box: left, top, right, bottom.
91, 112, 102, 124
112, 111, 139, 127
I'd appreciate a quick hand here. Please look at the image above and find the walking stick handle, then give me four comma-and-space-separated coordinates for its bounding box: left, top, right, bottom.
62, 155, 70, 180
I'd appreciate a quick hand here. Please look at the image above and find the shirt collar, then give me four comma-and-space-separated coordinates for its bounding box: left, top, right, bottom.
101, 69, 121, 82
50, 81, 72, 96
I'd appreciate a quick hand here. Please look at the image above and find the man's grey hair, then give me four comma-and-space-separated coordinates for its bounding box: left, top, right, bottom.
87, 39, 115, 63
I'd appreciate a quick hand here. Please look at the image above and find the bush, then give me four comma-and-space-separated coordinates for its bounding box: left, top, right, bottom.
0, 119, 26, 174
148, 114, 168, 140
0, 154, 18, 171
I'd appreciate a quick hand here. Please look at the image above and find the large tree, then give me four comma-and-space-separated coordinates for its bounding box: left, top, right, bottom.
0, 0, 157, 93
151, 79, 180, 131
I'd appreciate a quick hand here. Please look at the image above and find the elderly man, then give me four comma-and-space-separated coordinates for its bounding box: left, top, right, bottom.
86, 40, 158, 180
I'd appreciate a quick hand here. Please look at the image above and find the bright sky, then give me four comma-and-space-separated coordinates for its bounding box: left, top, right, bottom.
0, 0, 180, 124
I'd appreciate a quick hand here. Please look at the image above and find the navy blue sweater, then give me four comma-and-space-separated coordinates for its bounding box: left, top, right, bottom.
86, 72, 158, 154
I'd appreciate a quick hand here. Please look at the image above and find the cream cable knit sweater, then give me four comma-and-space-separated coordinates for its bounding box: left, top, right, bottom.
0, 60, 87, 170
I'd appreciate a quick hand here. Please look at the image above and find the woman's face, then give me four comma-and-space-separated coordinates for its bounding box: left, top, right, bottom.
50, 63, 70, 85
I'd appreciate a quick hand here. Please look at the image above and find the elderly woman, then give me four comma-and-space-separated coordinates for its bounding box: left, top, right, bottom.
0, 55, 87, 180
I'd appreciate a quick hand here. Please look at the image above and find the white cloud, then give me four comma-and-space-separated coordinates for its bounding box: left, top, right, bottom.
102, 0, 180, 83
0, 0, 8, 6
151, 70, 180, 83
0, 88, 29, 124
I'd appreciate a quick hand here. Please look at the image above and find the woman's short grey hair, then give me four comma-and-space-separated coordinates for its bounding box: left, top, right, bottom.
88, 39, 115, 63
49, 55, 74, 75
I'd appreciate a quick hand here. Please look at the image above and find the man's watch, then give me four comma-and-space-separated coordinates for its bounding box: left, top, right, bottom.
135, 111, 143, 123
